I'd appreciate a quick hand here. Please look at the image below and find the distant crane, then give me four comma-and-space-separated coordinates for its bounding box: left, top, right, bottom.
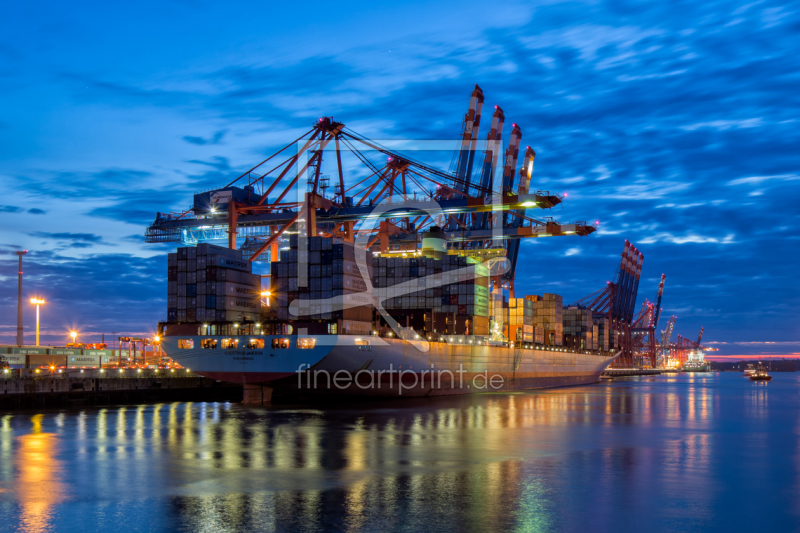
658, 315, 676, 366
631, 273, 666, 368
569, 240, 646, 367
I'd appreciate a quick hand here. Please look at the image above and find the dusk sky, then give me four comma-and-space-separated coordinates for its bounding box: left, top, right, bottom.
1, 0, 798, 358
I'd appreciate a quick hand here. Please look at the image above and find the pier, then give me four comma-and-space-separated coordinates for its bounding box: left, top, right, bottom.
601, 368, 663, 378
1, 371, 242, 409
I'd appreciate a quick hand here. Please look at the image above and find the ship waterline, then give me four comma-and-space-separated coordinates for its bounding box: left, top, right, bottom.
161, 334, 617, 398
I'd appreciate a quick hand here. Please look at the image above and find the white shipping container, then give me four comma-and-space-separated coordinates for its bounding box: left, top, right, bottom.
343, 291, 372, 307
341, 274, 369, 292
217, 281, 262, 298
208, 254, 252, 273
216, 297, 261, 312
341, 320, 372, 335
198, 242, 243, 259
218, 269, 260, 287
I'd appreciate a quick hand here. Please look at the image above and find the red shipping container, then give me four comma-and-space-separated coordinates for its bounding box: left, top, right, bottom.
458, 305, 466, 315
450, 295, 458, 304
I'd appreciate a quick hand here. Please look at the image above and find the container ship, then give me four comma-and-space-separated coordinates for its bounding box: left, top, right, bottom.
160, 234, 619, 401
152, 85, 625, 401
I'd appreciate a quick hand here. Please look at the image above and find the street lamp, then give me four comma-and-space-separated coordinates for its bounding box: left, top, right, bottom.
29, 298, 45, 347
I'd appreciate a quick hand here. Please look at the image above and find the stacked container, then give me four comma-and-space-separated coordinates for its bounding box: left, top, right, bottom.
374, 254, 490, 336
530, 293, 563, 345
167, 243, 261, 324
507, 298, 534, 342
593, 317, 610, 351
270, 236, 374, 335
563, 307, 593, 350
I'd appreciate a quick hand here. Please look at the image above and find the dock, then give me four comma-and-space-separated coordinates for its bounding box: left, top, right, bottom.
1, 370, 242, 409
601, 368, 663, 378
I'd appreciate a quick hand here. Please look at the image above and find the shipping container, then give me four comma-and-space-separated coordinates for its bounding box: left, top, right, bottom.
216, 297, 261, 312
217, 281, 262, 298
207, 254, 252, 272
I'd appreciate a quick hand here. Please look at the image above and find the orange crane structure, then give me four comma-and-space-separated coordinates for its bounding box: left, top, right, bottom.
145, 85, 597, 296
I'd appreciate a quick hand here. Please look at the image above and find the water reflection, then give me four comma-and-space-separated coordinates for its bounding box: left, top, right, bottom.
0, 374, 799, 532
15, 415, 66, 533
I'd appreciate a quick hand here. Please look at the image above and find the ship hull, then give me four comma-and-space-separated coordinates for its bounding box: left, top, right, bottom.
161, 334, 617, 398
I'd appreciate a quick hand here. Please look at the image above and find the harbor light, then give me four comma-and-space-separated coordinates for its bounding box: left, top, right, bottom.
70, 330, 77, 344
30, 298, 45, 346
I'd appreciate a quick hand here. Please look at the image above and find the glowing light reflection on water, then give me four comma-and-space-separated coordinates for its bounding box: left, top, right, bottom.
0, 373, 798, 532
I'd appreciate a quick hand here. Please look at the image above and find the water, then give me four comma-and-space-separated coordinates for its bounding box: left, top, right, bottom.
1, 373, 799, 532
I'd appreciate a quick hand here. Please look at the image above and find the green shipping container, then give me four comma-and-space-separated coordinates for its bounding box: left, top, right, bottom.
49, 348, 83, 356
10, 347, 48, 355
84, 349, 114, 357
474, 304, 489, 317
474, 285, 489, 297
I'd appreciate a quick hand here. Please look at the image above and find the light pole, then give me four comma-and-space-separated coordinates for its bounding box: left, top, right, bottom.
16, 250, 28, 345
30, 298, 45, 346
70, 330, 77, 346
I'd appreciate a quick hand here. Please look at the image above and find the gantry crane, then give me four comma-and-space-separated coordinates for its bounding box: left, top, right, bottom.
568, 240, 646, 367
658, 315, 676, 367
145, 85, 597, 290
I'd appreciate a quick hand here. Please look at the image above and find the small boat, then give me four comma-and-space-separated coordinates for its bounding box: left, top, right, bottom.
750, 362, 772, 381
743, 364, 755, 377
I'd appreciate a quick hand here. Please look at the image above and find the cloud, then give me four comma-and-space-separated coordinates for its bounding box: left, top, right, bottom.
639, 233, 736, 245
182, 130, 227, 145
564, 247, 581, 256
680, 118, 763, 131
726, 174, 799, 186
27, 208, 47, 214
0, 205, 22, 213
29, 232, 103, 242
